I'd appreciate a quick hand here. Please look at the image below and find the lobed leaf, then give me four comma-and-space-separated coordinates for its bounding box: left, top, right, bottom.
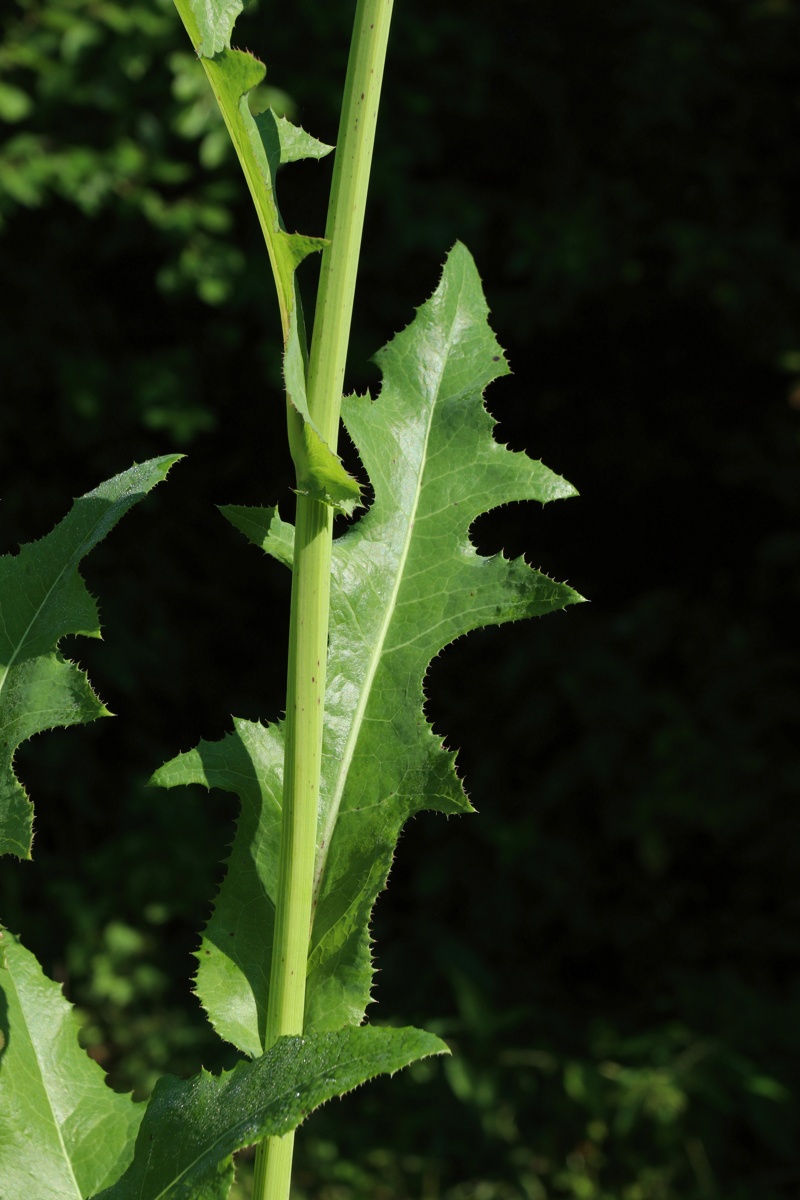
156, 245, 582, 1056
0, 456, 181, 859
0, 929, 144, 1200
93, 1025, 446, 1200
153, 718, 282, 1059
310, 243, 583, 1029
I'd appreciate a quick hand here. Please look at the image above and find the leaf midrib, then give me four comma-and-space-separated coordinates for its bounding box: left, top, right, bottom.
311, 280, 469, 913
0, 530, 97, 704
139, 1038, 420, 1200
5, 961, 83, 1200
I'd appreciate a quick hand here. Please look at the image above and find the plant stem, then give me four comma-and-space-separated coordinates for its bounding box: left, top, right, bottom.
305, 0, 396, 448
252, 1, 395, 1198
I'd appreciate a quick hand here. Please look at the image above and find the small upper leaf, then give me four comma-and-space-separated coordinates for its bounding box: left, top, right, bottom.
0, 928, 144, 1199
0, 456, 181, 859
172, 0, 360, 511
94, 1025, 446, 1200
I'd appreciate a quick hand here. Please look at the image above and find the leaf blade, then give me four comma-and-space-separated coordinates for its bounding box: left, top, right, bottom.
0, 455, 181, 859
187, 0, 243, 56
171, 0, 360, 512
151, 718, 283, 1058
159, 245, 581, 1053
309, 243, 582, 1027
0, 929, 144, 1200
94, 1025, 446, 1200
218, 505, 294, 569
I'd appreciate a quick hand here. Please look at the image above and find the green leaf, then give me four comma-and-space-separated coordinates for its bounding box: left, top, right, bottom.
283, 307, 363, 516
273, 115, 333, 163
218, 505, 294, 570
172, 0, 359, 511
94, 1025, 446, 1200
0, 928, 144, 1199
189, 0, 243, 57
0, 456, 181, 860
254, 108, 333, 172
155, 244, 582, 1053
153, 718, 282, 1059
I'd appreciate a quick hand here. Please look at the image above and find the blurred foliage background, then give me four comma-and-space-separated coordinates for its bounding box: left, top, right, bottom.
2, 0, 800, 1197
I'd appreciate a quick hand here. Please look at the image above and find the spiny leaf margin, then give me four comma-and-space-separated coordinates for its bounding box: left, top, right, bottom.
0, 454, 182, 859
309, 242, 583, 1031
154, 243, 583, 1055
188, 0, 242, 56
0, 928, 144, 1200
93, 1025, 447, 1200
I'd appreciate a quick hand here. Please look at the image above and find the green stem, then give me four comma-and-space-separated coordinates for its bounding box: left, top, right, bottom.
253, 2, 395, 1198
306, 0, 396, 447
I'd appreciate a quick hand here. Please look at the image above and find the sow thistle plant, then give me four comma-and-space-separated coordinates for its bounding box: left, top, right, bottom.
0, 1, 582, 1197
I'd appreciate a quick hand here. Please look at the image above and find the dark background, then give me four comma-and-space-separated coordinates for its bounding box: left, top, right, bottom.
1, 0, 799, 1196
